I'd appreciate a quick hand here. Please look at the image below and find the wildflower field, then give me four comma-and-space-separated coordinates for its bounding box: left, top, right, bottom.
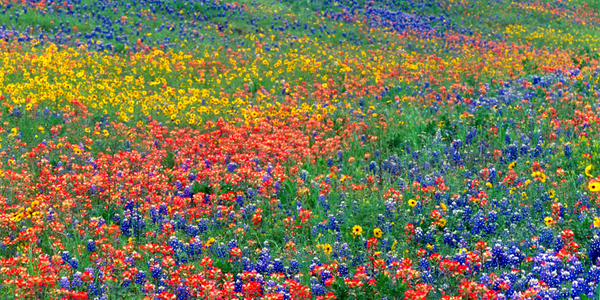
3, 0, 600, 298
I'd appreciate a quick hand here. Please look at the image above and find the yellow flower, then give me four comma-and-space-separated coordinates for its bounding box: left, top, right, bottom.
438, 218, 447, 228
594, 217, 600, 228
12, 213, 24, 222
373, 228, 383, 238
352, 225, 363, 237
205, 237, 215, 247
440, 202, 447, 212
321, 243, 332, 254
586, 164, 594, 177
589, 182, 600, 192
544, 216, 554, 227
391, 239, 397, 250
539, 173, 547, 183
408, 199, 417, 207
508, 161, 516, 169
532, 172, 547, 182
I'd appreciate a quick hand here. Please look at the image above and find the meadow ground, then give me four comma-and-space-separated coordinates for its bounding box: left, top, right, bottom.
0, 0, 600, 299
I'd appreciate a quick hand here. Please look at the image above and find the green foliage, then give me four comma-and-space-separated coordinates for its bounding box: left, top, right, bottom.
163, 151, 176, 169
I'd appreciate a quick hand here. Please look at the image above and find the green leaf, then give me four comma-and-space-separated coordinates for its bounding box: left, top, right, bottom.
163, 151, 176, 169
